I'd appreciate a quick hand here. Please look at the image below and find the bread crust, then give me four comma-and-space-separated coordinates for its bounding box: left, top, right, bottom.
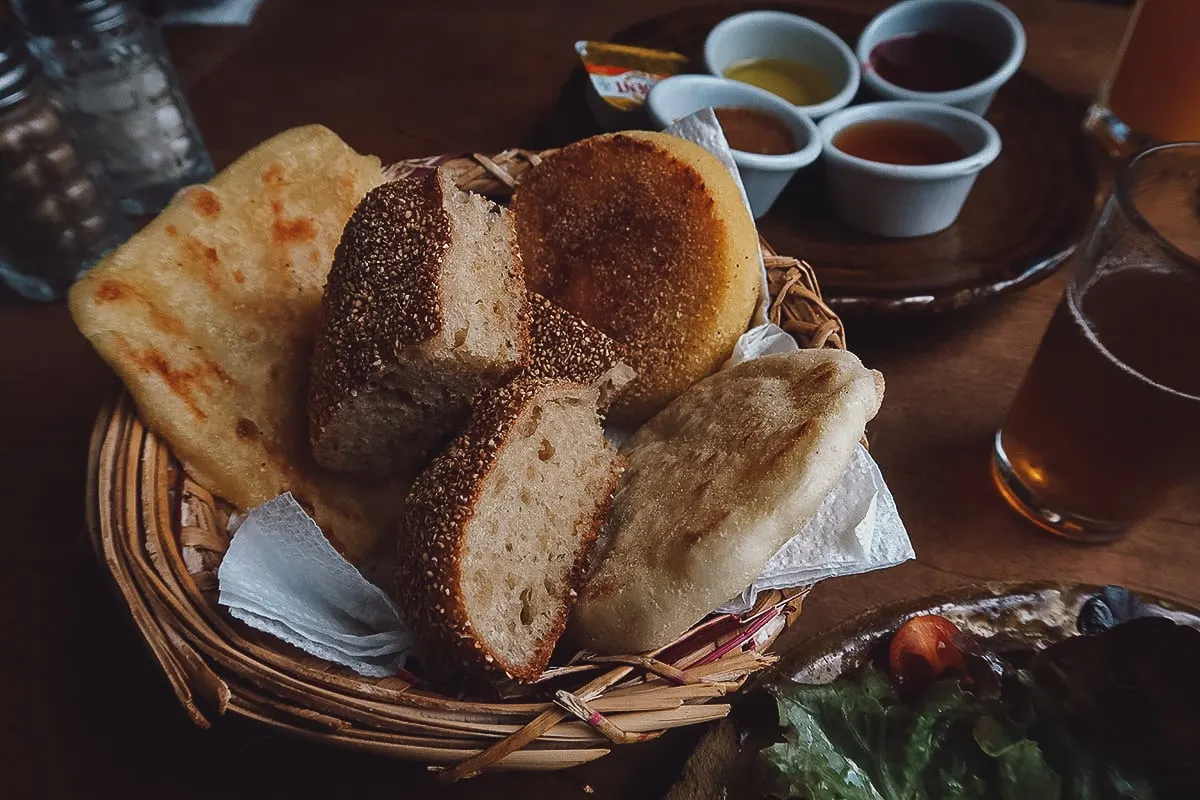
513, 131, 760, 426
396, 378, 620, 683
309, 173, 448, 444
526, 292, 632, 410
308, 170, 531, 476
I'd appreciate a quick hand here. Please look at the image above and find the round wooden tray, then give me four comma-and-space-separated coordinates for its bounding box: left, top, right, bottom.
85, 150, 849, 779
545, 3, 1099, 314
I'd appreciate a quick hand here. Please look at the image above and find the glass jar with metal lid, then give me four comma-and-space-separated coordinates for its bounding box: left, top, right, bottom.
0, 16, 129, 302
14, 0, 214, 215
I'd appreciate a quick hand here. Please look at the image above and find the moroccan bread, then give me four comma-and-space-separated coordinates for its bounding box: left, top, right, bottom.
308, 169, 530, 478
511, 130, 761, 427
572, 350, 884, 654
396, 378, 622, 683
69, 124, 405, 563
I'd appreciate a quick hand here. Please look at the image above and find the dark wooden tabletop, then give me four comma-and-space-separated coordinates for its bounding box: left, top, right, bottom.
5, 0, 1197, 798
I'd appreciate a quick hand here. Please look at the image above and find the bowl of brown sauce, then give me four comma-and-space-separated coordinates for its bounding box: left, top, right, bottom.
648, 74, 821, 218
857, 0, 1025, 114
818, 100, 1000, 237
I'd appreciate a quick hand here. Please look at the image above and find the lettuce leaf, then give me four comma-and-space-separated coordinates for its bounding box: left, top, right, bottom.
759, 667, 1060, 800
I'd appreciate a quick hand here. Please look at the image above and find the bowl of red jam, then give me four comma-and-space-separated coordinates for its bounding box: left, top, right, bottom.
857, 0, 1025, 114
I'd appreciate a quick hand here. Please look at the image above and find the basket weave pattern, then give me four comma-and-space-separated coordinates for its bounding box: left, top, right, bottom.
86, 150, 846, 779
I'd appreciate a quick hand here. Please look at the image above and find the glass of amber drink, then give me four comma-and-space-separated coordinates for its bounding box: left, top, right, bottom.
1085, 0, 1200, 155
993, 143, 1200, 542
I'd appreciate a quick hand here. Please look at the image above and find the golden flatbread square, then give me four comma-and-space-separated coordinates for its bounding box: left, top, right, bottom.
71, 125, 401, 562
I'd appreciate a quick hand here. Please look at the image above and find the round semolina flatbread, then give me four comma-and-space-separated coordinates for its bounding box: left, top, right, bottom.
512, 130, 761, 427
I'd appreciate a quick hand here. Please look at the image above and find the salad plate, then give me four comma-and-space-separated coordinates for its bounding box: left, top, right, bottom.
666, 582, 1200, 799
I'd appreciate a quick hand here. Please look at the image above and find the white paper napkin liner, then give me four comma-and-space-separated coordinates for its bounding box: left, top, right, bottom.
717, 445, 915, 615
219, 493, 405, 631
218, 493, 415, 670
221, 590, 411, 657
226, 606, 405, 678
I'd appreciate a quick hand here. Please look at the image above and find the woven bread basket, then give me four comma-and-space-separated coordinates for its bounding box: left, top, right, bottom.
84, 148, 848, 780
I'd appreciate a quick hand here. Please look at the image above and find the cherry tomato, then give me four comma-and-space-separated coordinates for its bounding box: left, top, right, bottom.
888, 614, 967, 686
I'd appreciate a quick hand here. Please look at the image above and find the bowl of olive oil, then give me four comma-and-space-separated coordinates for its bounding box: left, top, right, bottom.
704, 10, 860, 120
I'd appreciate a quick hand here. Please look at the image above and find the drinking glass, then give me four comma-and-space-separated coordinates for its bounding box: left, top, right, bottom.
993, 142, 1200, 542
1085, 0, 1200, 155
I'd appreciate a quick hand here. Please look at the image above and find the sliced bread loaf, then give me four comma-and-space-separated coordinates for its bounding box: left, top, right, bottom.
309, 168, 530, 477
396, 377, 622, 682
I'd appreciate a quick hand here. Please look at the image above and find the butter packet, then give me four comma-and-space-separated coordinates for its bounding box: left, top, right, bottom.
575, 40, 687, 130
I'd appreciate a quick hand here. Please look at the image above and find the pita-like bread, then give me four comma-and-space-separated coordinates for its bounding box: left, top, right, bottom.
70, 125, 400, 562
572, 350, 884, 653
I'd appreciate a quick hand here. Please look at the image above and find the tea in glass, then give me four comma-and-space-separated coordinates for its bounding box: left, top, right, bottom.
993, 143, 1200, 541
1085, 0, 1200, 154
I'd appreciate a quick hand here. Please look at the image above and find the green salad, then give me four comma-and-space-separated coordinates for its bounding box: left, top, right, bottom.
758, 589, 1200, 800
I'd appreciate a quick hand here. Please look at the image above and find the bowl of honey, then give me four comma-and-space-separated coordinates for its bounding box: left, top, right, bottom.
857, 0, 1025, 115
648, 75, 822, 218
703, 10, 860, 121
818, 101, 1000, 238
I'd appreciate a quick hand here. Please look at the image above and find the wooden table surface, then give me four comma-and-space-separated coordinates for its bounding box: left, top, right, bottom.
4, 0, 1197, 797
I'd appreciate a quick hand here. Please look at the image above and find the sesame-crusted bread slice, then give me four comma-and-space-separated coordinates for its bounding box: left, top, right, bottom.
309, 168, 530, 477
527, 291, 635, 412
396, 377, 622, 683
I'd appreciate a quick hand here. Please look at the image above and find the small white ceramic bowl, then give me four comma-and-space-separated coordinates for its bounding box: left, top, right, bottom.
648, 75, 822, 218
857, 0, 1025, 115
703, 10, 860, 120
818, 101, 1001, 238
